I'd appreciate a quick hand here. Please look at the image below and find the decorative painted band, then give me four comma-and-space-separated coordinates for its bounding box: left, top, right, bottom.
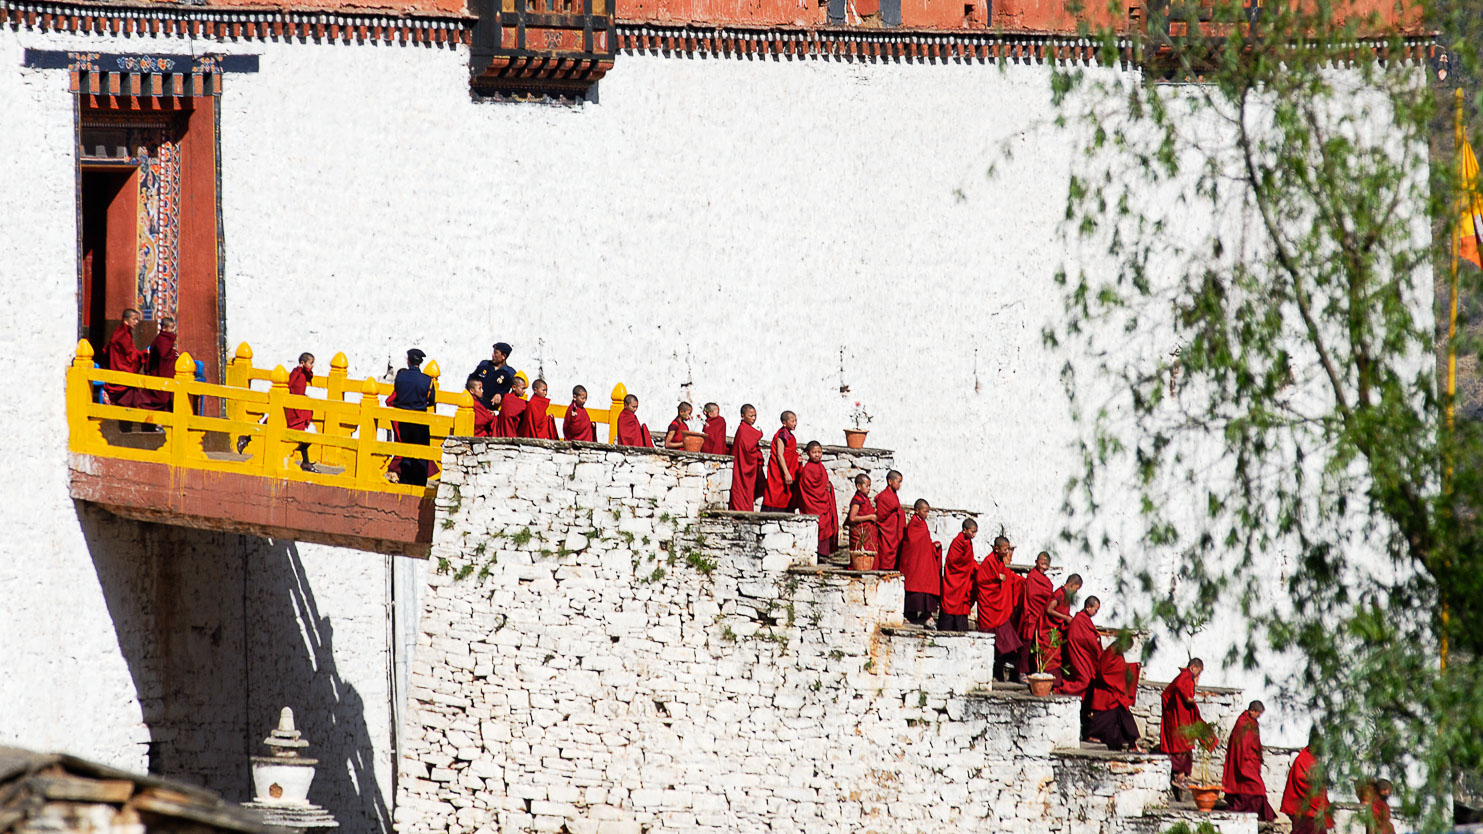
0, 0, 473, 46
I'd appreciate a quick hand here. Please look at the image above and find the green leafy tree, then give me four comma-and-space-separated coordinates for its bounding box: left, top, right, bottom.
1041, 0, 1483, 828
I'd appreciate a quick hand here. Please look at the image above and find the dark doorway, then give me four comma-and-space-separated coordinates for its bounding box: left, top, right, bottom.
80, 167, 138, 354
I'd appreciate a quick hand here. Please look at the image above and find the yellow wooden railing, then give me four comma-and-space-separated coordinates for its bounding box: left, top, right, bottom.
66, 340, 630, 497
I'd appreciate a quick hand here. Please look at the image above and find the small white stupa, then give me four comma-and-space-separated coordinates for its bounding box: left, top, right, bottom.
242, 707, 338, 830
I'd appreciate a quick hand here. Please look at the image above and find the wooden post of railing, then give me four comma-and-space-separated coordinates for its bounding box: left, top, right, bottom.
453, 391, 475, 436
68, 339, 104, 454
264, 365, 289, 478
608, 383, 626, 444
324, 352, 351, 469
225, 343, 253, 424
355, 376, 381, 490
171, 352, 198, 467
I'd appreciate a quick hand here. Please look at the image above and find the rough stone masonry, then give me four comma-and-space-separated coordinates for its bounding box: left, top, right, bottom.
395, 438, 1256, 834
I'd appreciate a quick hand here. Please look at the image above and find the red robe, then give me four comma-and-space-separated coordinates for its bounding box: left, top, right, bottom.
1368, 796, 1394, 834
1088, 650, 1140, 711
285, 366, 314, 430
1159, 667, 1203, 754
974, 554, 1019, 631
897, 516, 941, 596
471, 399, 496, 437
700, 415, 728, 454
665, 417, 690, 447
496, 393, 527, 438
728, 421, 764, 511
563, 400, 596, 442
132, 330, 179, 410
1280, 747, 1333, 827
1019, 567, 1054, 644
796, 460, 838, 555
1222, 712, 1267, 797
848, 492, 879, 553
874, 487, 904, 571
1057, 610, 1101, 696
103, 322, 145, 402
616, 410, 653, 447
940, 532, 977, 616
762, 427, 797, 508
521, 395, 557, 439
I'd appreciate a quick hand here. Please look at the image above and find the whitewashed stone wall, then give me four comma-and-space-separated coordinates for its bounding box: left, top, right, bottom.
398, 439, 1224, 834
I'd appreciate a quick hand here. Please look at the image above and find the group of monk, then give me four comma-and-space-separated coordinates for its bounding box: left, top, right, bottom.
100, 307, 183, 424
1161, 672, 1396, 832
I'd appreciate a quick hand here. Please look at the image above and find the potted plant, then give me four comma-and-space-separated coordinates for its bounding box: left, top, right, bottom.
681, 431, 707, 452
845, 402, 872, 449
1027, 630, 1062, 696
1182, 721, 1223, 812
848, 549, 877, 571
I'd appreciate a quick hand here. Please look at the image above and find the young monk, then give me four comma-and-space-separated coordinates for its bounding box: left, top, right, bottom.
874, 471, 905, 571
467, 379, 496, 438
1018, 551, 1055, 675
1223, 701, 1277, 821
103, 308, 146, 415
1057, 596, 1102, 696
796, 441, 838, 557
939, 518, 979, 632
495, 375, 529, 438
616, 394, 654, 447
729, 404, 764, 511
664, 402, 694, 450
761, 411, 798, 512
700, 402, 728, 455
132, 316, 179, 411
1363, 780, 1395, 834
1040, 573, 1081, 683
1084, 635, 1143, 751
897, 499, 941, 626
563, 385, 596, 441
1281, 730, 1334, 834
285, 352, 318, 472
976, 535, 1025, 681
1159, 658, 1205, 788
522, 379, 558, 439
846, 474, 879, 558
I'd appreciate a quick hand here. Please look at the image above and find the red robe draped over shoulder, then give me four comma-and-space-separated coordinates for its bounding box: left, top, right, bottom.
1160, 667, 1203, 754
974, 554, 1019, 631
472, 399, 496, 437
1223, 712, 1268, 797
563, 401, 595, 442
701, 415, 728, 455
729, 422, 764, 511
874, 487, 905, 571
665, 417, 689, 447
616, 410, 653, 447
848, 492, 878, 554
1020, 566, 1054, 644
496, 393, 527, 438
132, 330, 180, 410
1057, 610, 1101, 696
286, 366, 314, 430
940, 532, 977, 616
104, 323, 145, 402
522, 395, 556, 439
1280, 747, 1333, 827
897, 516, 941, 596
1089, 650, 1140, 711
762, 427, 797, 508
1368, 796, 1394, 834
796, 460, 838, 555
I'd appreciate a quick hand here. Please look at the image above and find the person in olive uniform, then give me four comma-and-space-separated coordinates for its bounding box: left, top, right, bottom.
466, 342, 515, 410
393, 349, 435, 486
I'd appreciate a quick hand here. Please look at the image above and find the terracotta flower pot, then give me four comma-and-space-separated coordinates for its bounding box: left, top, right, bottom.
1027, 674, 1055, 697
848, 550, 877, 571
1189, 786, 1222, 813
843, 429, 869, 449
681, 431, 706, 452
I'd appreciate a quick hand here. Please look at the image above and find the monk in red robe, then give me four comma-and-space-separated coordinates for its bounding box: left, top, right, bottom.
1361, 780, 1395, 834
796, 441, 838, 557
1159, 658, 1205, 787
846, 474, 879, 558
1018, 551, 1055, 675
761, 411, 799, 512
563, 385, 596, 442
130, 315, 179, 411
939, 518, 979, 631
284, 352, 318, 471
700, 403, 728, 455
1046, 573, 1082, 652
103, 308, 146, 416
729, 404, 764, 511
1223, 701, 1277, 820
664, 402, 693, 450
1281, 732, 1333, 834
1056, 596, 1102, 696
616, 394, 654, 447
496, 375, 529, 438
467, 379, 496, 438
1085, 636, 1143, 750
874, 471, 905, 571
976, 535, 1024, 681
897, 499, 941, 626
521, 379, 558, 439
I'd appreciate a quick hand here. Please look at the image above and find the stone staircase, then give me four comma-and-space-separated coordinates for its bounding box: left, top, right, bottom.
395, 439, 1259, 834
